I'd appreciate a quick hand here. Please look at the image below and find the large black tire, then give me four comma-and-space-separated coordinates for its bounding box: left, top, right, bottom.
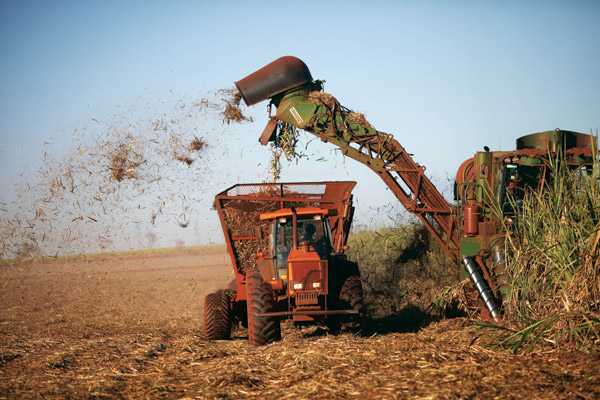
339, 275, 365, 332
204, 289, 235, 340
246, 267, 281, 345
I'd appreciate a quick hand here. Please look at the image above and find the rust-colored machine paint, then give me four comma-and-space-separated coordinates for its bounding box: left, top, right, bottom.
237, 57, 459, 263
463, 206, 480, 236
234, 56, 312, 106
233, 56, 598, 323
204, 181, 365, 345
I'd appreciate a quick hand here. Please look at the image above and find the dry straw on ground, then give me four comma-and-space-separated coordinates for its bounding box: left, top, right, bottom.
2, 248, 598, 399
2, 319, 599, 399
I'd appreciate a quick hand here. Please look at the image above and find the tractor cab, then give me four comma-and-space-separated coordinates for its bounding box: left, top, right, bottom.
257, 207, 337, 295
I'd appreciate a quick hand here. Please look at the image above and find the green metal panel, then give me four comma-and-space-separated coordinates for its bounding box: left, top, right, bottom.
459, 237, 484, 279
475, 151, 492, 205
516, 129, 597, 152
277, 94, 317, 129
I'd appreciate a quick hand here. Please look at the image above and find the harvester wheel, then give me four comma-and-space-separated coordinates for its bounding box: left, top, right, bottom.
246, 267, 281, 345
339, 275, 365, 332
203, 289, 235, 340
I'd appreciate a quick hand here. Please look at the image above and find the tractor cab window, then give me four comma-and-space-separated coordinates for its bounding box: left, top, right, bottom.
297, 217, 331, 260
272, 216, 333, 278
273, 219, 293, 271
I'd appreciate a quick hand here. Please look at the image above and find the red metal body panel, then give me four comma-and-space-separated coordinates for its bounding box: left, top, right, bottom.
287, 250, 327, 296
214, 181, 355, 302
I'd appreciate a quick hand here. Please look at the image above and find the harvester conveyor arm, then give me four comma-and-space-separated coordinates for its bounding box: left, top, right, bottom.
235, 56, 459, 262
272, 87, 459, 262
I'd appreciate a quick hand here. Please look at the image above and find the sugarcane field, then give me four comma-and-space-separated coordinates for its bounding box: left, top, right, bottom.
1, 3, 600, 399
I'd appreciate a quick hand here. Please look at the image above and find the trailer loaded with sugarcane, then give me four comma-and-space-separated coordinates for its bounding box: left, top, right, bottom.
204, 181, 364, 345
223, 56, 597, 325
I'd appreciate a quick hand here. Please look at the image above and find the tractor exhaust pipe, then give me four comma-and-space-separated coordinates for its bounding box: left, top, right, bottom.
291, 207, 298, 251
462, 257, 500, 321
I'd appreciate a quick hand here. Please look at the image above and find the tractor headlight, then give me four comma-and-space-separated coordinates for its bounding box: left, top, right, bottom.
293, 282, 303, 290
312, 282, 321, 289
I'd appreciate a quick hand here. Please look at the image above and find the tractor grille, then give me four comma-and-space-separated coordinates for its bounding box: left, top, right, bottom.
296, 291, 319, 306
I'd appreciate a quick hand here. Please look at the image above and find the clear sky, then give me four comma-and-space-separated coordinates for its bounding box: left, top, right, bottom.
1, 0, 599, 252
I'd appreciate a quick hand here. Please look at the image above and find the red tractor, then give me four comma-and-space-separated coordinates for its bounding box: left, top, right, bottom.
204, 181, 364, 345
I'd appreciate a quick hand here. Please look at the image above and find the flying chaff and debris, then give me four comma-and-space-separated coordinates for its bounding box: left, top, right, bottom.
0, 89, 255, 258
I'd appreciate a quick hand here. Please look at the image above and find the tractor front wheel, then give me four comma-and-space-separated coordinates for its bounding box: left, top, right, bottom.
246, 267, 281, 345
204, 289, 236, 340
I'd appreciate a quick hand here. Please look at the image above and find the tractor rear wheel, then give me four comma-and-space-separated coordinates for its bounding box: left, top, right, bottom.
204, 289, 235, 340
339, 275, 365, 332
246, 267, 280, 345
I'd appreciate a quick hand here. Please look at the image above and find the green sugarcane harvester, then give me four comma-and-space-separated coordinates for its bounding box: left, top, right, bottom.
235, 56, 597, 321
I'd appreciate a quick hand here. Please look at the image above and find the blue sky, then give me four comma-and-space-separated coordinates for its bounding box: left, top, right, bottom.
1, 1, 599, 251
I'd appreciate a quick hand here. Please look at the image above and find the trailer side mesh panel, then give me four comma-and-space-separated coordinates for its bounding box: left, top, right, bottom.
219, 185, 328, 274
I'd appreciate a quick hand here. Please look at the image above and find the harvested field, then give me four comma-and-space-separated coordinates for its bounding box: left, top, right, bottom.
1, 246, 599, 399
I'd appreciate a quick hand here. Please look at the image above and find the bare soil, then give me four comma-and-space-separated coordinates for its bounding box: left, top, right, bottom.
1, 247, 599, 399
